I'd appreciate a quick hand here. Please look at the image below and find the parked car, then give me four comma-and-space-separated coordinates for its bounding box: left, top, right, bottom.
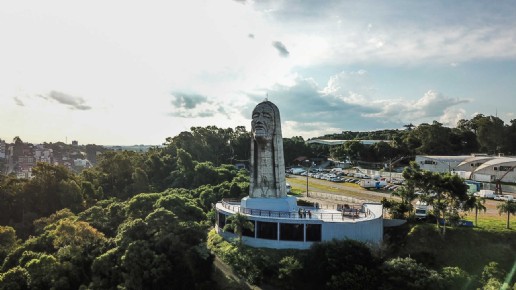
477, 189, 496, 199
391, 178, 405, 185
497, 194, 514, 201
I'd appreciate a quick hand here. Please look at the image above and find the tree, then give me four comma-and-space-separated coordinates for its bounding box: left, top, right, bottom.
278, 256, 303, 285
409, 121, 453, 155
25, 254, 59, 289
57, 179, 83, 213
464, 195, 486, 226
343, 141, 366, 165
440, 266, 471, 290
403, 161, 468, 236
390, 186, 417, 218
497, 200, 516, 229
0, 266, 30, 290
473, 115, 505, 154
303, 239, 381, 290
130, 167, 150, 195
0, 226, 18, 261
381, 257, 443, 290
222, 213, 254, 245
502, 119, 516, 154
0, 175, 27, 225
20, 162, 84, 231
93, 151, 145, 199
480, 262, 506, 287
404, 123, 415, 131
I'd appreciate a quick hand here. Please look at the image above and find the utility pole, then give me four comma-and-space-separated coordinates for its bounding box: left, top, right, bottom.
389, 156, 406, 182
306, 160, 315, 197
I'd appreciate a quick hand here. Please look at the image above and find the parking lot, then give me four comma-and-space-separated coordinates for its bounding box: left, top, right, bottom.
287, 173, 511, 219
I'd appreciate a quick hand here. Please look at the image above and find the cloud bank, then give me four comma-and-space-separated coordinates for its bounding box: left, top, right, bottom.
243, 71, 470, 138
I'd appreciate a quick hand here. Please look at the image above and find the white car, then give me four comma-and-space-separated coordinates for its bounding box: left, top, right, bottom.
498, 194, 514, 201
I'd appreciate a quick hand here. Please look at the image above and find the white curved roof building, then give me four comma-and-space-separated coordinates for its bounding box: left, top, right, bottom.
456, 156, 496, 172
471, 157, 516, 183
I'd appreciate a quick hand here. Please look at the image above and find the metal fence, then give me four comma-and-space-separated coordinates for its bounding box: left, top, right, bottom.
358, 169, 516, 194
219, 199, 374, 221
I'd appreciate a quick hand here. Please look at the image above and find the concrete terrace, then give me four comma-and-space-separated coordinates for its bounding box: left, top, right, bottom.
217, 198, 380, 223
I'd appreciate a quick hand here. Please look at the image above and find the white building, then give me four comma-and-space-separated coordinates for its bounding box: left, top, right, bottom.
415, 155, 471, 173
215, 200, 383, 249
470, 157, 516, 183
418, 155, 516, 185
455, 155, 496, 172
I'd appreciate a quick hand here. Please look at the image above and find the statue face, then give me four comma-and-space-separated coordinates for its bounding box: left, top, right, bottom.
252, 104, 274, 142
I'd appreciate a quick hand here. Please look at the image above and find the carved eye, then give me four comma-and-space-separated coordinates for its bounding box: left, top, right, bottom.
252, 113, 259, 119
263, 112, 272, 119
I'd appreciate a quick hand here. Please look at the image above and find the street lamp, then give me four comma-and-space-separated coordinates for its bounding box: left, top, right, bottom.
306, 160, 315, 197
388, 156, 406, 182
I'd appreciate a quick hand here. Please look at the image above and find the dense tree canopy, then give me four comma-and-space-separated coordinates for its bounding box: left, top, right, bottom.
1, 117, 516, 288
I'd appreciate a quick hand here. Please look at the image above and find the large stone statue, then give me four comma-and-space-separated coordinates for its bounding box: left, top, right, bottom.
249, 100, 287, 198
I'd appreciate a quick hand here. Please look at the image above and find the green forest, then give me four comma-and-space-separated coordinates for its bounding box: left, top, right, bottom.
1, 115, 516, 289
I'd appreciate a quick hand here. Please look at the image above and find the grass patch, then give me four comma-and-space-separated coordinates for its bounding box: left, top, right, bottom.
388, 223, 516, 277
462, 214, 516, 231
288, 188, 304, 196
286, 176, 385, 201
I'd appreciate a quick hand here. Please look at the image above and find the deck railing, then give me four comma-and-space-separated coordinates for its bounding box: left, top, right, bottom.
219, 199, 374, 221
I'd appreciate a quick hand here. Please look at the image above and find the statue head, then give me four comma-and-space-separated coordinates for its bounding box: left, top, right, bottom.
249, 100, 286, 199
251, 102, 276, 143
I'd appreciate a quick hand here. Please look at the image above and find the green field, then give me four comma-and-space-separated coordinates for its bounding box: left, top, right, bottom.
462, 214, 516, 231
387, 223, 516, 277
286, 176, 385, 201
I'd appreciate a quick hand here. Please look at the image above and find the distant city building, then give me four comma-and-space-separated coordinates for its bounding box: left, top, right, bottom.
72, 140, 78, 146
0, 139, 6, 159
74, 158, 92, 168
0, 138, 97, 178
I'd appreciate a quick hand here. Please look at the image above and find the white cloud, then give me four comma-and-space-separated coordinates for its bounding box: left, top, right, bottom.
282, 120, 342, 139
364, 90, 469, 122
439, 108, 466, 127
254, 1, 516, 66
257, 72, 470, 137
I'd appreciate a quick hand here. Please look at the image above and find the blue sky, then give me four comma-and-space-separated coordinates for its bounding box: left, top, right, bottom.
1, 0, 515, 145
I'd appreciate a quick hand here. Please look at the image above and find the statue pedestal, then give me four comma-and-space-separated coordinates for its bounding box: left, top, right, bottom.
241, 196, 297, 212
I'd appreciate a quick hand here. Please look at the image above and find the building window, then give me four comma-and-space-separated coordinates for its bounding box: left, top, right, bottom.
256, 221, 278, 240
306, 224, 322, 242
242, 220, 255, 237
499, 166, 514, 171
280, 223, 304, 241
424, 160, 436, 165
217, 212, 226, 230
